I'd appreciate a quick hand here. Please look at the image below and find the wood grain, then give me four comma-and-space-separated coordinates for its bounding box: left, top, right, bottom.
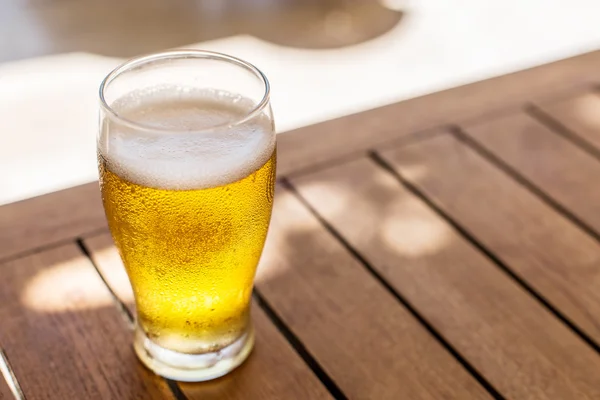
0, 182, 106, 261
464, 111, 600, 232
0, 244, 172, 400
255, 186, 491, 399
277, 51, 600, 176
0, 384, 11, 400
378, 133, 600, 346
83, 233, 333, 400
0, 361, 15, 400
537, 91, 600, 150
292, 156, 600, 399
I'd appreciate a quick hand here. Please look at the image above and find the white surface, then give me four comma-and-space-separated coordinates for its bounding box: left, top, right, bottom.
1, 0, 599, 205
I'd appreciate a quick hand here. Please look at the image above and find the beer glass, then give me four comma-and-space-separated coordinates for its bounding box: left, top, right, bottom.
98, 50, 276, 381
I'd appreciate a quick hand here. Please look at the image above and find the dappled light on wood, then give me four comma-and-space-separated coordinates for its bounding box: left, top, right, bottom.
254, 192, 297, 286
21, 257, 113, 312
386, 162, 428, 182
382, 208, 450, 258
574, 94, 600, 131
86, 240, 135, 305
291, 180, 352, 217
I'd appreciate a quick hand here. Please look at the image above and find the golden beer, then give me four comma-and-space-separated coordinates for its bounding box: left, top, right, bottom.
98, 49, 275, 381
99, 150, 275, 353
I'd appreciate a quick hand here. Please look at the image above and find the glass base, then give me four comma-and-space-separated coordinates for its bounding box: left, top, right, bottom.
133, 325, 254, 382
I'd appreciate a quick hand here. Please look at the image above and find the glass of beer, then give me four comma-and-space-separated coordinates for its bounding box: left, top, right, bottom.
97, 50, 276, 381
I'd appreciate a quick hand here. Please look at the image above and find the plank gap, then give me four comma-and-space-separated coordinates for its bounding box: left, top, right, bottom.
166, 380, 189, 400
0, 227, 108, 267
76, 239, 134, 327
527, 104, 600, 165
0, 350, 24, 400
253, 290, 348, 400
529, 83, 599, 108
454, 82, 597, 134
450, 126, 600, 243
284, 128, 451, 179
280, 178, 505, 400
392, 130, 600, 356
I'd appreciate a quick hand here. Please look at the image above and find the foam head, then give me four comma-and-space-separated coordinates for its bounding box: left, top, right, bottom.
99, 86, 275, 190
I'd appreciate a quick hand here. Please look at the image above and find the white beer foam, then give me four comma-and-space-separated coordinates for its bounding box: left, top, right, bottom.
99, 86, 275, 190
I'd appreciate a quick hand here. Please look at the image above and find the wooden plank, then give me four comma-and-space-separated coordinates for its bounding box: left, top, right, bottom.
84, 233, 333, 400
0, 244, 172, 400
0, 382, 12, 400
292, 157, 600, 399
0, 182, 106, 261
0, 357, 15, 400
537, 92, 600, 150
463, 112, 600, 242
378, 133, 600, 347
277, 51, 600, 176
255, 186, 491, 399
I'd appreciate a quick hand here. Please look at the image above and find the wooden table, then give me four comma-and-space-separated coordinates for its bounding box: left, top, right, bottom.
2, 50, 600, 400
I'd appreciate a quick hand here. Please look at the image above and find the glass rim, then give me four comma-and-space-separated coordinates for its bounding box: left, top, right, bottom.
98, 49, 271, 134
